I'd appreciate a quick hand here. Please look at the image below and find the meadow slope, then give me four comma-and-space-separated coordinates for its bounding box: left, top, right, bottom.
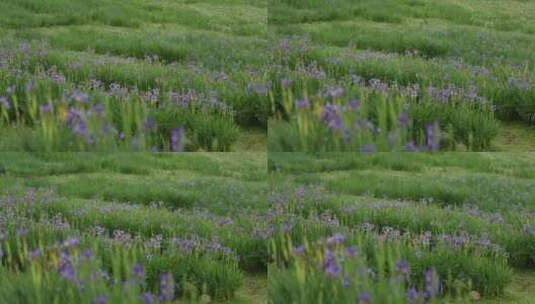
268, 0, 535, 152
0, 0, 268, 151
0, 153, 268, 303
268, 153, 535, 303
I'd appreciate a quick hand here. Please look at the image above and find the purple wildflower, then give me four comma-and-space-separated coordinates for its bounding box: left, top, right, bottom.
395, 260, 409, 275
323, 250, 340, 277
170, 127, 184, 152
29, 249, 41, 260
320, 104, 342, 131
132, 263, 144, 280
39, 104, 51, 114
345, 246, 356, 258
359, 144, 376, 154
91, 103, 104, 116
81, 249, 93, 260
326, 233, 345, 246
0, 97, 9, 109
140, 293, 156, 304
63, 237, 80, 249
424, 269, 441, 299
24, 81, 34, 93
347, 99, 360, 110
70, 90, 89, 104
292, 245, 305, 255
404, 141, 418, 152
159, 273, 175, 302
358, 292, 370, 304
58, 252, 76, 282
328, 87, 344, 99
143, 118, 156, 132
295, 98, 309, 109
397, 113, 409, 127
407, 288, 419, 304
93, 295, 108, 304
281, 78, 291, 89
425, 123, 440, 151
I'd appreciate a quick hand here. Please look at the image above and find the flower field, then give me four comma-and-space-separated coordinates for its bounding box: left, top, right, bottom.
268, 0, 535, 152
1, 0, 535, 303
0, 0, 268, 152
268, 152, 535, 303
0, 153, 268, 303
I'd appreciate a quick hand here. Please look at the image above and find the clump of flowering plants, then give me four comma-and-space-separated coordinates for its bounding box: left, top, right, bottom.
0, 40, 241, 151
267, 178, 515, 303
269, 230, 445, 304
0, 186, 246, 302
269, 80, 443, 152
268, 37, 503, 152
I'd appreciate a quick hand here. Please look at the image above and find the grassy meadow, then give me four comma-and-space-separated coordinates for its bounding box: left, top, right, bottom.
268, 0, 535, 152
0, 0, 268, 151
268, 152, 535, 303
1, 0, 535, 303
0, 153, 268, 303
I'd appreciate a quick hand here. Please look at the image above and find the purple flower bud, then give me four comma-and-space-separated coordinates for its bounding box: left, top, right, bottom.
323, 249, 340, 277
159, 273, 175, 302
424, 269, 441, 298
292, 245, 305, 255
92, 103, 104, 116
63, 237, 79, 249
326, 233, 345, 246
281, 78, 291, 89
347, 99, 360, 110
407, 288, 419, 303
29, 249, 41, 260
170, 127, 184, 152
404, 141, 418, 152
359, 144, 376, 154
143, 118, 156, 132
39, 104, 51, 114
426, 123, 440, 151
93, 295, 108, 304
81, 249, 93, 260
0, 97, 10, 109
140, 293, 156, 304
320, 104, 342, 131
397, 113, 409, 126
132, 263, 144, 280
295, 98, 309, 109
25, 81, 34, 93
58, 252, 76, 282
328, 87, 344, 99
70, 90, 89, 103
395, 260, 409, 275
358, 292, 370, 304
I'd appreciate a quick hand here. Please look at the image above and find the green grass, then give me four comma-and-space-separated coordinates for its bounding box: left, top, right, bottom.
0, 0, 268, 151
0, 152, 268, 302
268, 152, 535, 303
493, 122, 535, 152
268, 0, 535, 152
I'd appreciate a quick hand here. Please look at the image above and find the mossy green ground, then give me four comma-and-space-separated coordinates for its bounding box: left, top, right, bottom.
269, 152, 535, 303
